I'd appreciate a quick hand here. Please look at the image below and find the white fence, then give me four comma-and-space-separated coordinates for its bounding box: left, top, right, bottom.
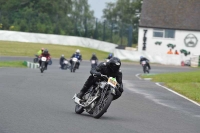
0, 30, 117, 53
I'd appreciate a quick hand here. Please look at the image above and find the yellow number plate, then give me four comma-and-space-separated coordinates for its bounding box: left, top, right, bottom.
108, 77, 117, 87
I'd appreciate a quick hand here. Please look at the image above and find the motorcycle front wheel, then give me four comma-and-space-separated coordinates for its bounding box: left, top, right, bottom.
40, 62, 45, 73
92, 91, 113, 119
75, 104, 84, 114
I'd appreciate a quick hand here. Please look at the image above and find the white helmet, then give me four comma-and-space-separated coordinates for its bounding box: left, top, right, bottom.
61, 54, 64, 57
76, 49, 80, 53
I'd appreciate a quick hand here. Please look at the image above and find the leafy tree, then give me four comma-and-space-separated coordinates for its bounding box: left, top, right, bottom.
102, 0, 142, 45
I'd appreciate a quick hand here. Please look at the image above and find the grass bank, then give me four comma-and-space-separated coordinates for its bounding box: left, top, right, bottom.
0, 41, 109, 60
0, 61, 26, 68
142, 71, 200, 103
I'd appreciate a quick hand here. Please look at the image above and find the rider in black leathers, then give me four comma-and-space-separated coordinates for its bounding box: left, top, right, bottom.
140, 56, 151, 70
90, 53, 98, 61
77, 57, 124, 100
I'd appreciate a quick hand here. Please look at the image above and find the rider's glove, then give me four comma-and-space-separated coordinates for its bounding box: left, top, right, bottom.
93, 72, 101, 77
119, 84, 123, 93
116, 88, 122, 96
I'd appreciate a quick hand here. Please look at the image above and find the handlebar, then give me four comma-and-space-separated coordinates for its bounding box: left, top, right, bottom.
92, 74, 120, 86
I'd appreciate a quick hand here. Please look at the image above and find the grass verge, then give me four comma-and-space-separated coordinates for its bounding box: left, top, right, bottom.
0, 61, 27, 68
0, 41, 109, 60
141, 71, 200, 103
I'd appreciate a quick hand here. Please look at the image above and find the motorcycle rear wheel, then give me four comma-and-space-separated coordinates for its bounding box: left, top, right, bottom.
92, 92, 113, 119
33, 58, 38, 63
63, 65, 67, 70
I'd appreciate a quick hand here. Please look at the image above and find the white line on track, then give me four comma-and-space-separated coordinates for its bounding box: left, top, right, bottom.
135, 74, 142, 80
156, 83, 200, 107
135, 73, 200, 107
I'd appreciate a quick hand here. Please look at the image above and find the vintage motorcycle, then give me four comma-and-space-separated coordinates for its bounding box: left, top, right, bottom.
141, 60, 149, 73
91, 60, 98, 69
72, 74, 119, 119
40, 57, 48, 73
34, 55, 52, 65
62, 59, 70, 70
71, 57, 79, 72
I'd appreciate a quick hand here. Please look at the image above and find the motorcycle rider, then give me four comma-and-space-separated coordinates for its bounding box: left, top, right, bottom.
140, 56, 151, 70
70, 49, 82, 69
37, 48, 44, 56
60, 54, 66, 69
77, 57, 124, 100
90, 53, 98, 61
39, 49, 51, 70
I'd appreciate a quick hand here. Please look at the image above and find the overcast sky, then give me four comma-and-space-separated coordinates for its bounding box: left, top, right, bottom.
88, 0, 116, 19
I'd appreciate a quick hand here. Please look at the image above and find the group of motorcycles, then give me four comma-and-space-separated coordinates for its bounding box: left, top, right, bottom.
60, 58, 98, 72
33, 54, 148, 119
60, 57, 80, 72
33, 54, 99, 73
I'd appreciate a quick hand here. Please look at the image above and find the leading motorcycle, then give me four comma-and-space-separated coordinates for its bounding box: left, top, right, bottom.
72, 74, 119, 119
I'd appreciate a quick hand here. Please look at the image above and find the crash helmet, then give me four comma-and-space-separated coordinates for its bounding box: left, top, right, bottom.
43, 49, 48, 54
61, 54, 64, 57
76, 49, 80, 54
107, 57, 121, 72
109, 53, 113, 57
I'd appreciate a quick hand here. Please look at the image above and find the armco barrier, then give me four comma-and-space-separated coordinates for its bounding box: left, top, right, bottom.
23, 61, 39, 69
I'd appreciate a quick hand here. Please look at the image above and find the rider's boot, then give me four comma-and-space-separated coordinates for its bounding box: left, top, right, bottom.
77, 91, 84, 99
77, 85, 88, 99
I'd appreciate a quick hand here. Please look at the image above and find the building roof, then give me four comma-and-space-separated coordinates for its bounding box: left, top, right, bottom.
139, 0, 200, 31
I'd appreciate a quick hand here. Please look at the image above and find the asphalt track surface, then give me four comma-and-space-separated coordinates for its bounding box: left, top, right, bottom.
0, 56, 200, 133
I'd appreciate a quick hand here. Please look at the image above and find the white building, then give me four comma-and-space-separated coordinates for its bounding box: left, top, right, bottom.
137, 0, 200, 65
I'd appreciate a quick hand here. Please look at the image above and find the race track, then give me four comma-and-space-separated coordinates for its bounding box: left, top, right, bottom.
0, 57, 200, 133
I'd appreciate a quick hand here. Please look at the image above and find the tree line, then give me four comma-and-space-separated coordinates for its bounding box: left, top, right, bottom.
0, 0, 142, 45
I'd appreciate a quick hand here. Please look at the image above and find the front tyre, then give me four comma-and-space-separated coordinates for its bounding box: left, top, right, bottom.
92, 92, 113, 119
75, 104, 84, 114
40, 62, 45, 73
143, 65, 147, 73
71, 62, 74, 72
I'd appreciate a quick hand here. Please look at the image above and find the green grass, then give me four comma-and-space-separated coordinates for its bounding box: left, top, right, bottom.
0, 41, 109, 60
142, 71, 200, 103
0, 61, 26, 68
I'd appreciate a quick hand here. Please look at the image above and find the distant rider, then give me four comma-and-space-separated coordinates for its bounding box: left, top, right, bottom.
39, 49, 51, 70
60, 54, 66, 69
70, 49, 82, 69
37, 48, 44, 56
107, 53, 113, 59
90, 53, 98, 65
140, 56, 151, 70
76, 57, 124, 100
